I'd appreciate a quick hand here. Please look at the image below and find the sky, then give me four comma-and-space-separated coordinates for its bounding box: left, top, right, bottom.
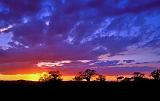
0, 0, 160, 81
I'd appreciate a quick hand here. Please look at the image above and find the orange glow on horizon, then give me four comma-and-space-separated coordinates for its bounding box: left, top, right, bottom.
0, 74, 129, 81
0, 73, 152, 81
0, 73, 41, 81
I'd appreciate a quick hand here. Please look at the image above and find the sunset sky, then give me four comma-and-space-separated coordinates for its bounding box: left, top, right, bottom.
0, 0, 160, 81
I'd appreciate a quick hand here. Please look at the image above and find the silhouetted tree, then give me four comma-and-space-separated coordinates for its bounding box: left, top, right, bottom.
74, 70, 97, 81
49, 71, 62, 81
96, 75, 106, 82
39, 71, 62, 82
117, 76, 124, 82
39, 73, 51, 82
76, 69, 96, 82
83, 69, 96, 82
73, 72, 83, 81
151, 69, 160, 80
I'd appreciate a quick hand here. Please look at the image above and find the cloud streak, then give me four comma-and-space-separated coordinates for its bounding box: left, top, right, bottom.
37, 60, 72, 68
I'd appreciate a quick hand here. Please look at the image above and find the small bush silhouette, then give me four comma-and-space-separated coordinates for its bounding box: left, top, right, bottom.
117, 76, 124, 82
122, 77, 133, 82
39, 73, 51, 82
96, 75, 106, 82
73, 72, 84, 81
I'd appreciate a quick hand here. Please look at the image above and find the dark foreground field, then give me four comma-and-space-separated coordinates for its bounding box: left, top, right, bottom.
0, 80, 159, 100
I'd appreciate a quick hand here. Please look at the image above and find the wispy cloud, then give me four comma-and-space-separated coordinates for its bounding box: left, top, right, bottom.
37, 60, 72, 68
77, 60, 91, 63
0, 24, 15, 33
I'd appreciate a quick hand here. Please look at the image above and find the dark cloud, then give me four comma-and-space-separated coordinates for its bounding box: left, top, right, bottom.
123, 60, 135, 63
95, 60, 120, 66
95, 66, 156, 75
61, 0, 160, 17
92, 36, 140, 55
13, 19, 46, 46
0, 0, 41, 21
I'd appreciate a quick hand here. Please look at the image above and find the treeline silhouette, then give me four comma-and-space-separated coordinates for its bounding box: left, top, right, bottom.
0, 69, 159, 99
39, 69, 160, 82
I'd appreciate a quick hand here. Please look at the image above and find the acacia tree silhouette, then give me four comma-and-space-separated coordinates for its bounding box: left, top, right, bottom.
39, 71, 62, 82
151, 69, 160, 80
82, 69, 96, 82
49, 71, 62, 81
74, 69, 96, 82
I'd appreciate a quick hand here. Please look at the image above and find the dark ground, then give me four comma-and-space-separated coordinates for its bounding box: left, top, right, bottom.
0, 80, 159, 100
